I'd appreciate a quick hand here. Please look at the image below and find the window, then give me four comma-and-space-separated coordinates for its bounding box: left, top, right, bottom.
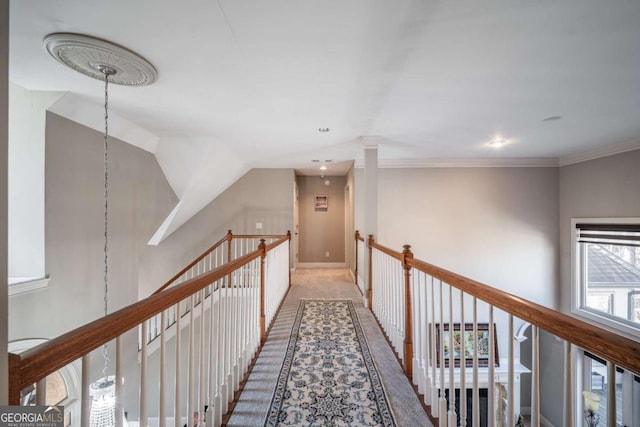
572, 219, 640, 337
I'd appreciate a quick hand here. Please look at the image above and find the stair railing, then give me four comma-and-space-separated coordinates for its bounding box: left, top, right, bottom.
144, 231, 287, 347
356, 231, 640, 427
8, 232, 290, 427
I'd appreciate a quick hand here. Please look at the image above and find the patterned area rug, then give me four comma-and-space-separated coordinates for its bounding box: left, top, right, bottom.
264, 300, 397, 427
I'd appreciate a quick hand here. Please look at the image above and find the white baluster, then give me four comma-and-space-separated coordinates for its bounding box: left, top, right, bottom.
206, 283, 218, 427
488, 306, 495, 427
508, 314, 514, 427
460, 291, 466, 427
140, 321, 148, 427
175, 302, 182, 427
36, 377, 46, 405
448, 285, 457, 427
412, 272, 421, 388
472, 298, 479, 427
607, 362, 616, 427
430, 276, 438, 415
160, 311, 166, 427
188, 296, 195, 426
116, 336, 124, 427
81, 354, 90, 427
200, 290, 206, 424
531, 325, 540, 427
439, 280, 448, 426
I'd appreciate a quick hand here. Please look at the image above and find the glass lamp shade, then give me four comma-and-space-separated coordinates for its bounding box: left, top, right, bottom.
583, 390, 601, 413
89, 376, 128, 427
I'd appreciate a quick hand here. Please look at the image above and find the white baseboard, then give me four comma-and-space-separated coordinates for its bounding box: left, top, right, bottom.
348, 269, 355, 282
297, 262, 347, 268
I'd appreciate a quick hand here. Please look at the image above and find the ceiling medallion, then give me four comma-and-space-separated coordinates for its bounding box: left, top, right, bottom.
43, 33, 157, 86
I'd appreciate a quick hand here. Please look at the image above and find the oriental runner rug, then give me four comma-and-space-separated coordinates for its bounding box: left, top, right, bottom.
264, 300, 397, 427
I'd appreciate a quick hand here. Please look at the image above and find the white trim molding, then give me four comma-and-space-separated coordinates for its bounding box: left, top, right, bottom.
297, 262, 347, 269
559, 137, 640, 166
8, 276, 50, 296
354, 157, 559, 169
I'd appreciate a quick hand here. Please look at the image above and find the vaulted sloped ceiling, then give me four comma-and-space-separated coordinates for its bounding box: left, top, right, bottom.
9, 0, 640, 241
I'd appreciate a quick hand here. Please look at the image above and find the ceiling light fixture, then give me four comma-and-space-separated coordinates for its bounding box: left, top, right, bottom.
44, 33, 156, 427
320, 165, 327, 171
318, 128, 330, 132
542, 115, 562, 122
489, 139, 507, 148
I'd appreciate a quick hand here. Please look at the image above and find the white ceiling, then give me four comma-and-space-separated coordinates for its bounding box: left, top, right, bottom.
9, 0, 640, 239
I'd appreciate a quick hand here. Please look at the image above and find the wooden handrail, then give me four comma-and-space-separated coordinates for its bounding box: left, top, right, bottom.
10, 236, 290, 398
232, 233, 287, 239
265, 235, 290, 252
369, 239, 403, 262
365, 232, 640, 378
153, 230, 232, 295
355, 230, 365, 242
406, 257, 640, 376
153, 232, 289, 295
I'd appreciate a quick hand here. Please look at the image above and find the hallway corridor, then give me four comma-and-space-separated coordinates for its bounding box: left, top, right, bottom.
226, 269, 431, 427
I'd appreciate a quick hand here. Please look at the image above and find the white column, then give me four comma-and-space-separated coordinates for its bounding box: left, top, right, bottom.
362, 139, 378, 307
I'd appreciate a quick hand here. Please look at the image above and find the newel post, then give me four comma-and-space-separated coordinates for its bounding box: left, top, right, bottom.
8, 352, 21, 405
259, 238, 267, 345
226, 229, 233, 286
226, 229, 233, 259
287, 230, 292, 287
367, 234, 374, 310
402, 244, 414, 377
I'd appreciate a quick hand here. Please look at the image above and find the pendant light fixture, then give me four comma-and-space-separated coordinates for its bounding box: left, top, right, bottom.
44, 33, 157, 427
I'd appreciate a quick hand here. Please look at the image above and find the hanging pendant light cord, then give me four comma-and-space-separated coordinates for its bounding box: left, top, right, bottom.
102, 71, 111, 382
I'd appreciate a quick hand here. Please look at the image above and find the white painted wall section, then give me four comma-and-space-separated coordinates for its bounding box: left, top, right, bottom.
8, 83, 64, 278
149, 141, 249, 244
48, 92, 159, 153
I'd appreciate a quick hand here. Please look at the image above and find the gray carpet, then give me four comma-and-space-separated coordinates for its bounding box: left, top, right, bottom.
226, 268, 432, 427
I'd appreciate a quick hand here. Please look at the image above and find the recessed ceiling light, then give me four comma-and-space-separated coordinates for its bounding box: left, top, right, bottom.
318, 128, 330, 132
311, 159, 320, 162
324, 159, 333, 163
542, 115, 562, 122
320, 165, 327, 171
489, 139, 507, 148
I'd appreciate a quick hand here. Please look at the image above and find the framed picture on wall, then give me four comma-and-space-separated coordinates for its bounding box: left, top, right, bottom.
435, 323, 499, 367
315, 195, 328, 210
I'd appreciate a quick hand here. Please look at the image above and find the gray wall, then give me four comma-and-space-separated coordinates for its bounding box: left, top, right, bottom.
547, 148, 640, 427
8, 112, 178, 341
371, 167, 559, 306
355, 166, 559, 418
1, 0, 9, 404
297, 175, 346, 263
140, 168, 295, 297
559, 149, 640, 312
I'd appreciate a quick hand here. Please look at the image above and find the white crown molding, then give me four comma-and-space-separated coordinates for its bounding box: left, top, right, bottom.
354, 157, 559, 169
558, 138, 640, 166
